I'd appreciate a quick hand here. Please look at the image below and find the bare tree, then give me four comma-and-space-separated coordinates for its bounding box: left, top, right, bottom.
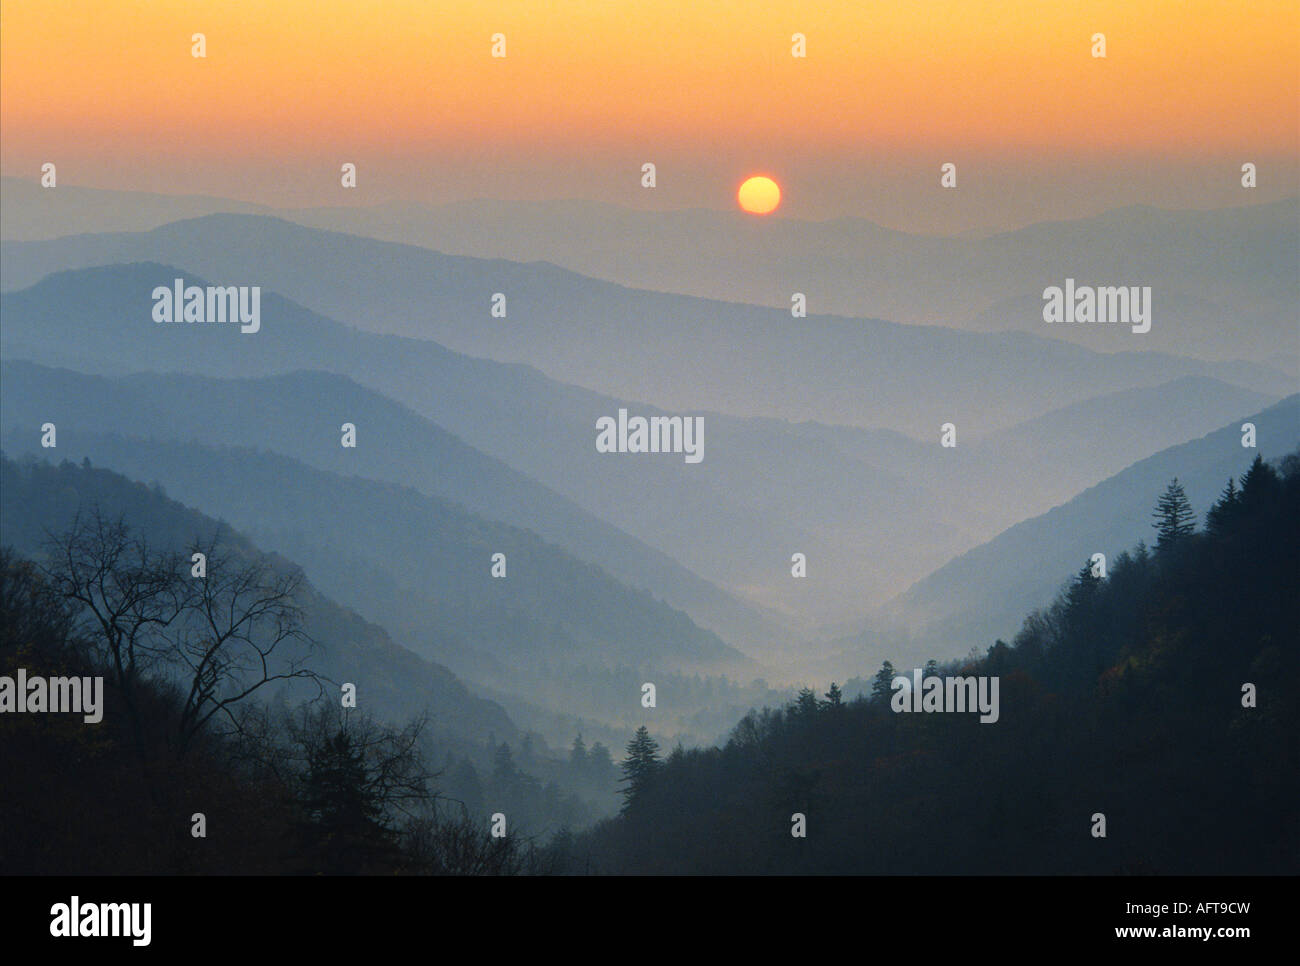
172, 538, 316, 754
402, 807, 540, 875
41, 508, 186, 749
42, 508, 318, 756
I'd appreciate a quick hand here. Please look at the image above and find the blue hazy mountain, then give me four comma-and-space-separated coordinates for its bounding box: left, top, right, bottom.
0, 270, 787, 647
0, 360, 753, 675
1, 214, 1290, 440
3, 177, 1293, 367
284, 195, 1299, 365
0, 263, 1279, 633
857, 395, 1300, 669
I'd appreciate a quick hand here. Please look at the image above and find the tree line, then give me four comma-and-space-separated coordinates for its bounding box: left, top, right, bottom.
591, 452, 1299, 874
0, 507, 576, 874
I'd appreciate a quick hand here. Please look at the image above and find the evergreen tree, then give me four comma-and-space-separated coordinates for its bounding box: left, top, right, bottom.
492, 742, 517, 785
794, 686, 820, 716
1153, 477, 1196, 549
1206, 477, 1240, 534
823, 681, 844, 708
569, 734, 588, 771
1133, 539, 1150, 565
923, 659, 940, 680
299, 728, 394, 874
871, 660, 897, 703
587, 741, 614, 784
1066, 560, 1102, 612
1239, 454, 1281, 508
619, 726, 661, 813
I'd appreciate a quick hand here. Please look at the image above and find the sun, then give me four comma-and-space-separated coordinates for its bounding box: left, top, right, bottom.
738, 175, 781, 215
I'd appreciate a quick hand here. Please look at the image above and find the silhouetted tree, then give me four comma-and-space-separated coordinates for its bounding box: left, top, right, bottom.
1152, 478, 1196, 550
577, 451, 1300, 875
0, 547, 78, 656
569, 734, 587, 771
586, 741, 614, 784
41, 510, 317, 757
172, 537, 315, 755
871, 660, 896, 703
794, 686, 820, 716
286, 705, 432, 874
619, 726, 661, 813
1206, 477, 1241, 535
1239, 454, 1282, 509
1066, 560, 1102, 613
299, 728, 392, 872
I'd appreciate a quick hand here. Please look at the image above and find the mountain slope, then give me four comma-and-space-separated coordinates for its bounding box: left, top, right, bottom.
0, 362, 751, 676
0, 454, 518, 750
1, 215, 1290, 437
4, 178, 1293, 365
870, 395, 1300, 665
1, 263, 1282, 629
580, 450, 1300, 873
0, 272, 784, 647
282, 195, 1299, 364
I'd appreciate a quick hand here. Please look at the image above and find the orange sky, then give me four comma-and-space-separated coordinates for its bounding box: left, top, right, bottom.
2, 0, 1296, 226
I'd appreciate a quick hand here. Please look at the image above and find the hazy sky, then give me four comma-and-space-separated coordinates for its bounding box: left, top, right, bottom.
2, 0, 1296, 233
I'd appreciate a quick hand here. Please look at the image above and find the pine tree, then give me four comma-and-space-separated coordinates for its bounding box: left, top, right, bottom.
871, 660, 897, 703
794, 686, 820, 716
1239, 454, 1281, 508
1134, 539, 1150, 565
619, 726, 661, 813
587, 741, 614, 784
1205, 477, 1240, 535
1153, 477, 1196, 549
569, 734, 587, 771
492, 742, 517, 786
823, 681, 844, 708
1067, 559, 1102, 613
299, 728, 394, 873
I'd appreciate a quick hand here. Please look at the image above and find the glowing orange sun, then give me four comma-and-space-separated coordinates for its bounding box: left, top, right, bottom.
738, 175, 781, 215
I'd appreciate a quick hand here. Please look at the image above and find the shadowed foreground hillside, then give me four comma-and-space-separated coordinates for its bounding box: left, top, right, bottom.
0, 456, 608, 872
580, 453, 1300, 874
3, 452, 1295, 874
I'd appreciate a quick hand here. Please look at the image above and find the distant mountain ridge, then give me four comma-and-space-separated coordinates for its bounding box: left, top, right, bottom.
0, 361, 753, 678
0, 275, 787, 646
0, 262, 1282, 630
0, 215, 1290, 440
857, 395, 1300, 668
3, 177, 1293, 366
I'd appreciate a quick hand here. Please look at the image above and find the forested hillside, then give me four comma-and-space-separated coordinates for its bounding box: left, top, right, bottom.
581, 452, 1300, 874
0, 456, 613, 871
